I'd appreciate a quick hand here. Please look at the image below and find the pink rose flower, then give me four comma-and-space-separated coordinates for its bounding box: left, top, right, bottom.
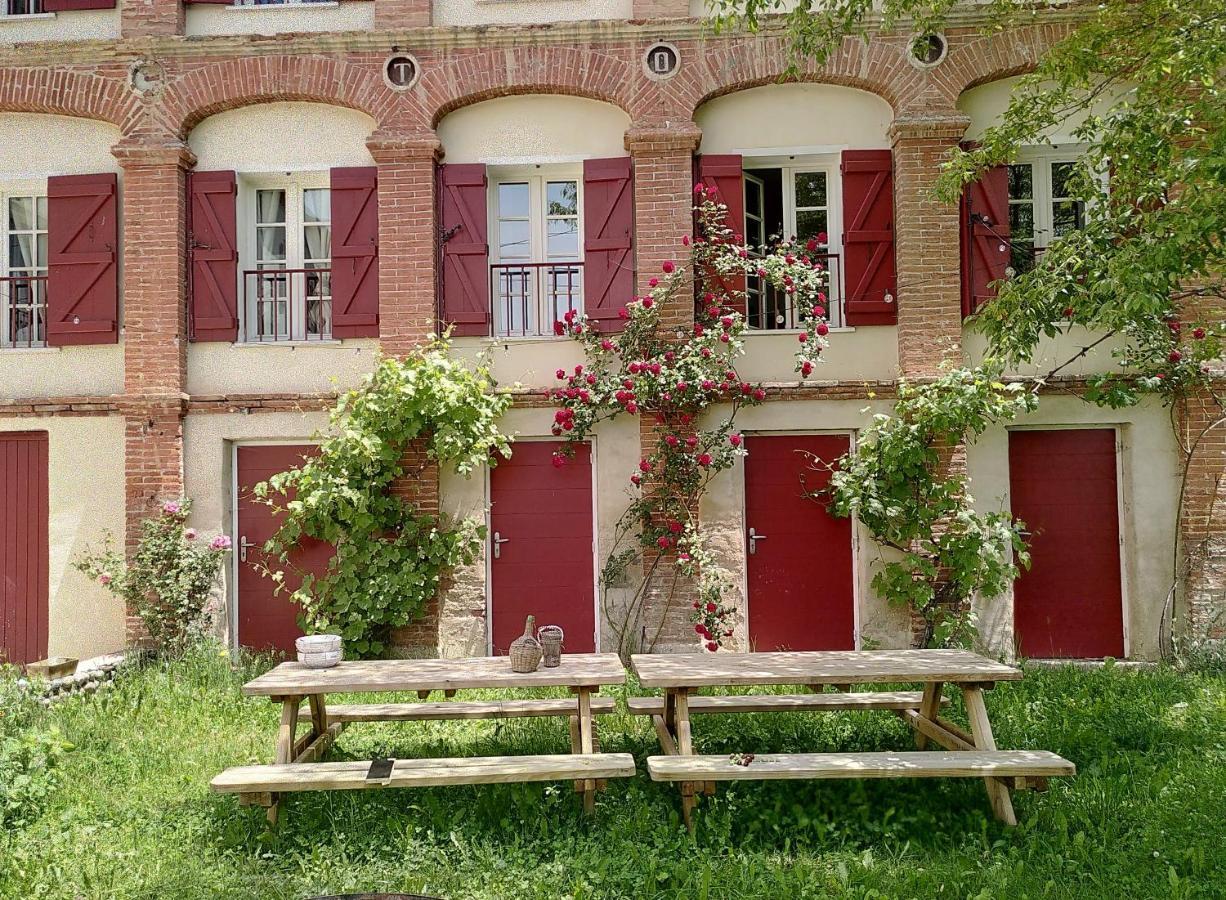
98, 573, 112, 586
184, 528, 198, 541
162, 501, 181, 515
210, 535, 232, 551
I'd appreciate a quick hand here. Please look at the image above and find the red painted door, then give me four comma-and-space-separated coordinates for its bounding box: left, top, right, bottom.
489, 441, 595, 654
0, 432, 48, 666
745, 434, 854, 651
1009, 429, 1125, 658
236, 445, 334, 653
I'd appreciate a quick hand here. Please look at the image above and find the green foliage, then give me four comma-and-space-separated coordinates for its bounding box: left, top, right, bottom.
0, 669, 72, 830
74, 500, 231, 651
828, 365, 1038, 646
258, 340, 512, 657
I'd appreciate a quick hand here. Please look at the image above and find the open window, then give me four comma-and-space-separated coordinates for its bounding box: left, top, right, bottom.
0, 191, 48, 349
1006, 151, 1087, 275
241, 176, 332, 343
488, 169, 583, 338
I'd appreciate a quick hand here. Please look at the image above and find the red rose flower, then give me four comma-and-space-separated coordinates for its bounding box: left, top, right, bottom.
705, 641, 719, 652
816, 323, 829, 336
551, 454, 565, 468
553, 321, 565, 336
1194, 327, 1207, 339
697, 453, 713, 467
626, 402, 638, 414
752, 388, 767, 401
642, 297, 654, 309
1169, 349, 1183, 363
662, 261, 676, 274
639, 459, 652, 472
657, 536, 672, 549
798, 332, 808, 343
729, 433, 742, 447
555, 368, 566, 380
801, 361, 814, 376
682, 235, 691, 246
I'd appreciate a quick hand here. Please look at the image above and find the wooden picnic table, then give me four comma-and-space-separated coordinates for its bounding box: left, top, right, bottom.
212, 653, 634, 823
629, 649, 1074, 829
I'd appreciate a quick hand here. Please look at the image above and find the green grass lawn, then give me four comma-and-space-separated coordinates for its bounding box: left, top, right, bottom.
2, 648, 1225, 900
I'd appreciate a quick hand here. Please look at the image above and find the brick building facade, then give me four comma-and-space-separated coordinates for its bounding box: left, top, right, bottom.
0, 0, 1219, 665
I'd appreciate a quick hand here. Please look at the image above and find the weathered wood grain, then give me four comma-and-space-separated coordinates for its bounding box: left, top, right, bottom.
326, 697, 617, 723
626, 691, 950, 716
646, 750, 1075, 782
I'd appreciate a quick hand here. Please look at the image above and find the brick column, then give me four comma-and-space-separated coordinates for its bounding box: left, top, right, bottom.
633, 0, 689, 17
368, 129, 442, 359
113, 140, 194, 644
889, 113, 971, 378
1178, 388, 1226, 642
626, 122, 702, 651
122, 0, 183, 37
374, 0, 431, 28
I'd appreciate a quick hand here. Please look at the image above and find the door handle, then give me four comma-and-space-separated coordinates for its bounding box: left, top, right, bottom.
748, 527, 767, 555
493, 532, 509, 560
239, 536, 257, 563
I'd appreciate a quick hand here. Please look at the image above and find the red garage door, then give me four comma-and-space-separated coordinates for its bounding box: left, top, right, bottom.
236, 445, 334, 653
1, 432, 48, 667
745, 434, 855, 651
489, 441, 595, 655
1009, 429, 1125, 658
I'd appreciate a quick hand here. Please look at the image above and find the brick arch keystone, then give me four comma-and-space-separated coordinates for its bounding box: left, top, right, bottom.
0, 67, 141, 132
159, 56, 401, 139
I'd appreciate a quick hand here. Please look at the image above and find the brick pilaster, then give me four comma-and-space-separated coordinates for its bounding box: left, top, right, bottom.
387, 437, 443, 656
1178, 388, 1226, 641
889, 113, 971, 378
368, 130, 442, 359
122, 0, 183, 38
374, 0, 431, 28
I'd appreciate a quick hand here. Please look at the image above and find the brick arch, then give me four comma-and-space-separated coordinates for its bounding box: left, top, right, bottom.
422, 45, 636, 127
942, 24, 1072, 98
159, 55, 402, 139
0, 68, 140, 131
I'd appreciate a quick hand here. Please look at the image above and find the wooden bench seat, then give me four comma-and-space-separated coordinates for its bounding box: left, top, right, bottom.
626, 691, 948, 716
326, 696, 617, 724
646, 750, 1075, 783
212, 752, 636, 794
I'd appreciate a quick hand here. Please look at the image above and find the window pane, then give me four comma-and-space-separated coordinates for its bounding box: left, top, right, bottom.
1052, 200, 1085, 237
498, 183, 529, 219
1009, 202, 1034, 240
303, 224, 330, 261
36, 233, 47, 268
498, 219, 530, 258
546, 181, 578, 217
303, 189, 330, 224
257, 226, 286, 260
36, 196, 47, 230
9, 233, 33, 269
8, 197, 32, 231
794, 172, 827, 208
795, 209, 828, 244
546, 218, 578, 258
1008, 164, 1033, 201
1050, 162, 1077, 199
256, 190, 286, 225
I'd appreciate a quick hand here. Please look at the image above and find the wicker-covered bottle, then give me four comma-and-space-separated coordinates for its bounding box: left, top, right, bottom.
509, 615, 543, 673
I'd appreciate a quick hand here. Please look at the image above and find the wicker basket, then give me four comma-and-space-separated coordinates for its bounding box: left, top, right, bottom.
538, 625, 564, 667
509, 615, 543, 673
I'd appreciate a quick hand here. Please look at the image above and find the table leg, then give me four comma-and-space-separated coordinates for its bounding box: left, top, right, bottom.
961, 684, 1017, 826
576, 687, 596, 814
914, 682, 943, 750
266, 696, 302, 826
308, 693, 327, 739
672, 689, 698, 831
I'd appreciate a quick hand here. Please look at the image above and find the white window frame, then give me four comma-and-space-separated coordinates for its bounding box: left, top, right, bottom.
487, 165, 584, 339
1007, 146, 1090, 271
742, 154, 845, 329
1, 0, 46, 16
238, 172, 332, 344
0, 179, 49, 350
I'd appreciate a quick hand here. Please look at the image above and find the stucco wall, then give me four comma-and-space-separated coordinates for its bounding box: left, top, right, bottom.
963, 326, 1129, 378
959, 76, 1131, 145
696, 84, 893, 155
1, 417, 126, 660
434, 0, 632, 26
437, 95, 631, 164
0, 7, 119, 43
185, 1, 374, 37
186, 341, 379, 396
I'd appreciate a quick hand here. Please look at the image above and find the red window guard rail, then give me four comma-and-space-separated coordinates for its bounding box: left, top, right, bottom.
242, 268, 332, 343
1, 274, 48, 349
747, 252, 842, 330
490, 261, 583, 338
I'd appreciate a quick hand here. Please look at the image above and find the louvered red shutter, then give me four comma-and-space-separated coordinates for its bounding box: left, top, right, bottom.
42, 0, 115, 9
582, 157, 634, 329
46, 173, 118, 347
439, 164, 490, 337
696, 154, 747, 315
188, 170, 239, 343
329, 166, 379, 338
841, 149, 897, 326
959, 165, 1011, 318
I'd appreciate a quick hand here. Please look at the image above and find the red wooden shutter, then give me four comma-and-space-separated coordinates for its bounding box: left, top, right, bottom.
329, 166, 379, 338
582, 157, 634, 328
188, 170, 239, 343
0, 431, 49, 667
42, 0, 115, 10
46, 173, 118, 347
439, 163, 490, 337
696, 154, 747, 315
840, 149, 897, 326
959, 165, 1011, 318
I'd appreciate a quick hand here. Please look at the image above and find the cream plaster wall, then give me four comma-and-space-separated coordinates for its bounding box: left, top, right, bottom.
452, 337, 587, 391
0, 115, 124, 399
187, 341, 379, 396
696, 84, 893, 155
185, 1, 374, 37
436, 409, 640, 657
959, 76, 1132, 145
434, 0, 632, 26
967, 396, 1179, 661
963, 325, 1130, 379
740, 328, 898, 383
1, 417, 126, 661
437, 95, 631, 165
182, 409, 330, 646
0, 7, 119, 43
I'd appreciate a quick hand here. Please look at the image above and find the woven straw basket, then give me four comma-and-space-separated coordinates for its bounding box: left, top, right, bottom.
509, 615, 543, 673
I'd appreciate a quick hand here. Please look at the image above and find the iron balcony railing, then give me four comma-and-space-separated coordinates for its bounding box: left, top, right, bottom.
747, 252, 843, 330
243, 267, 332, 343
490, 261, 584, 338
1, 274, 48, 349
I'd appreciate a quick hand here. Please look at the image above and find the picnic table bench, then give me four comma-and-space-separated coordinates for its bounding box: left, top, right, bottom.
212, 653, 634, 823
630, 649, 1075, 829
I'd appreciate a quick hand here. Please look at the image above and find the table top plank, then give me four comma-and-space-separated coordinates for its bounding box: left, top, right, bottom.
629, 650, 1021, 688
243, 653, 626, 696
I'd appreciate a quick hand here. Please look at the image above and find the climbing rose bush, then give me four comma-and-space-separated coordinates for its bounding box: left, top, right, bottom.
549, 193, 832, 651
